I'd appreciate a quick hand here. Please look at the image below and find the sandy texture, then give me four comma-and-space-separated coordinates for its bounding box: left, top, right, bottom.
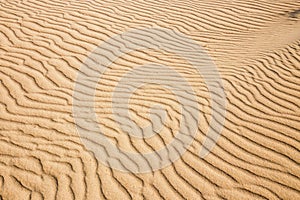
0, 0, 300, 199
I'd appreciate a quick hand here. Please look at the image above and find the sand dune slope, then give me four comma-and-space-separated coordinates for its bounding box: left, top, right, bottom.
0, 0, 300, 199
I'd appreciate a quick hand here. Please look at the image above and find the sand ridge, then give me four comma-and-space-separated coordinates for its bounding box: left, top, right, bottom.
0, 0, 300, 199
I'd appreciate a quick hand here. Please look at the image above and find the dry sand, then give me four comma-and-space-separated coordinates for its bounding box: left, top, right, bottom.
0, 0, 300, 199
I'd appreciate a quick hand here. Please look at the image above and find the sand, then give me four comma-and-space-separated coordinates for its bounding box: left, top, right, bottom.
0, 0, 300, 199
